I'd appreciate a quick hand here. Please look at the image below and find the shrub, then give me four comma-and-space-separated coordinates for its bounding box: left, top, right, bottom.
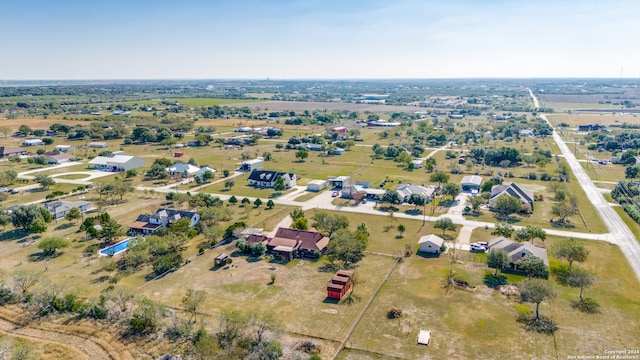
386, 307, 403, 319
571, 298, 600, 313
528, 172, 537, 180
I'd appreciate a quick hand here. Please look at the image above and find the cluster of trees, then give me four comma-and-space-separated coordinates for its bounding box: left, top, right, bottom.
80, 213, 125, 243
9, 204, 53, 234
468, 146, 522, 167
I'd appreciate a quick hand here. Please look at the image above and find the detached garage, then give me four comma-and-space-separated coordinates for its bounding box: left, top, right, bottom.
307, 180, 328, 192
418, 234, 445, 254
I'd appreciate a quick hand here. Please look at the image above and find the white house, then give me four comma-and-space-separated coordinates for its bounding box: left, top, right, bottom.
165, 163, 215, 178
89, 155, 144, 172
395, 184, 436, 203
23, 139, 43, 146
411, 159, 423, 169
248, 170, 296, 189
54, 145, 76, 152
306, 180, 328, 192
418, 234, 445, 254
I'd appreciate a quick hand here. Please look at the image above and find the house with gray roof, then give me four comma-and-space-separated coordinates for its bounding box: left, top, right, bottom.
489, 182, 534, 212
43, 200, 92, 220
395, 184, 436, 203
128, 208, 200, 235
488, 236, 549, 268
460, 175, 482, 192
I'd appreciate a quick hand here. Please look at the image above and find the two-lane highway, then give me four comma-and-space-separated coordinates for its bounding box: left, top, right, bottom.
529, 89, 640, 281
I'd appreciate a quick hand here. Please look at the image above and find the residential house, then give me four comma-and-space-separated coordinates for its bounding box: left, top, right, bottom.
43, 200, 92, 220
247, 170, 296, 189
341, 185, 385, 200
240, 158, 264, 171
411, 159, 423, 169
489, 182, 535, 212
43, 151, 74, 164
395, 184, 436, 203
460, 175, 483, 193
88, 141, 109, 148
54, 145, 76, 152
23, 139, 43, 146
128, 208, 200, 235
578, 124, 607, 132
418, 234, 445, 254
488, 236, 549, 269
0, 147, 26, 158
246, 227, 330, 261
165, 163, 215, 178
331, 126, 347, 134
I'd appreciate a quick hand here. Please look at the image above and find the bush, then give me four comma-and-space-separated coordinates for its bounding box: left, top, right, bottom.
528, 172, 537, 180
483, 274, 509, 288
540, 173, 552, 181
386, 307, 403, 319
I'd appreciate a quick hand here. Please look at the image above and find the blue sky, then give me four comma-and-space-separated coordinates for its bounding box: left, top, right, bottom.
1, 0, 639, 79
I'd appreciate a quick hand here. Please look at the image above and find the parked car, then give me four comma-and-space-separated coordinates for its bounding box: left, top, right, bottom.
332, 191, 339, 197
10, 189, 20, 194
0, 188, 9, 193
476, 241, 488, 248
470, 243, 487, 252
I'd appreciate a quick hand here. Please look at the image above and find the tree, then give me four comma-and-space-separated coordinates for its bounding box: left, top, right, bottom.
397, 224, 406, 237
487, 248, 510, 275
381, 190, 402, 205
291, 216, 308, 230
254, 198, 263, 207
514, 225, 546, 245
99, 218, 125, 243
326, 229, 368, 267
241, 198, 251, 206
442, 183, 461, 200
518, 279, 556, 320
295, 149, 309, 162
434, 217, 456, 236
552, 238, 589, 269
430, 172, 449, 187
228, 196, 238, 205
10, 205, 41, 231
551, 202, 577, 223
224, 179, 235, 190
19, 125, 33, 135
493, 195, 522, 218
182, 289, 205, 324
30, 218, 48, 234
202, 169, 214, 182
273, 176, 286, 192
312, 211, 349, 237
250, 242, 267, 256
625, 166, 639, 179
561, 267, 596, 303
424, 157, 436, 172
290, 208, 305, 220
407, 193, 426, 209
266, 200, 275, 209
515, 256, 549, 279
12, 270, 41, 298
34, 174, 55, 190
492, 223, 515, 238
38, 236, 70, 256
466, 196, 486, 213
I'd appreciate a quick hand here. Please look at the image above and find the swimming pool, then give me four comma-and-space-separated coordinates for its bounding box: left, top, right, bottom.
99, 237, 138, 256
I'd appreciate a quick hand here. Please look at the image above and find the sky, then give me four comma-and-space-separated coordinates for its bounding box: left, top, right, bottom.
1, 0, 639, 80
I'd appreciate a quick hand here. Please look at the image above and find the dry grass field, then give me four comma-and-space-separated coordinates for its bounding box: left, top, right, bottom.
547, 113, 640, 127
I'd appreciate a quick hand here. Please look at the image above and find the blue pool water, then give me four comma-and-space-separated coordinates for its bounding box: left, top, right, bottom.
99, 237, 138, 256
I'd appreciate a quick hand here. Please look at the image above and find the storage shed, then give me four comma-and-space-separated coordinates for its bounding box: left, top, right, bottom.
418, 234, 445, 254
214, 253, 229, 267
307, 180, 328, 192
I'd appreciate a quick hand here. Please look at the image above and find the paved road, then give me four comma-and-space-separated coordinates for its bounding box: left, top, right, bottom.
529, 89, 640, 281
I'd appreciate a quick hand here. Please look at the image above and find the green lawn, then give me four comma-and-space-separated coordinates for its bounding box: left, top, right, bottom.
343, 233, 640, 359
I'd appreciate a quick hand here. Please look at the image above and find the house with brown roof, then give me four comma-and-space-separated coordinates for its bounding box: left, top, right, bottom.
0, 146, 27, 158
245, 227, 330, 260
